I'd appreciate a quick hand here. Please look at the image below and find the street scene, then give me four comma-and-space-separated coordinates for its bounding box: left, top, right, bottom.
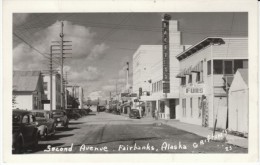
12, 13, 248, 154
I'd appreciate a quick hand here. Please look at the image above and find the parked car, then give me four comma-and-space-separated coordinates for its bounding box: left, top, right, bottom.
31, 110, 56, 140
51, 110, 69, 129
66, 109, 81, 120
129, 109, 141, 119
12, 109, 39, 154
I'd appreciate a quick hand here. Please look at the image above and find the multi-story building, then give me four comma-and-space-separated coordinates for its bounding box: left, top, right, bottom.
175, 37, 248, 128
13, 71, 44, 110
133, 20, 188, 119
42, 73, 61, 110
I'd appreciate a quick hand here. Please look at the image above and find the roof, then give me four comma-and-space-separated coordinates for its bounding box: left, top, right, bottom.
176, 37, 225, 61
13, 71, 41, 92
237, 68, 248, 85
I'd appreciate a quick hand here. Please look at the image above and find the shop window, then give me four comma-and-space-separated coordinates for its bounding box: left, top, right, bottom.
190, 98, 193, 117
207, 60, 211, 75
213, 60, 223, 74
181, 77, 186, 85
198, 97, 202, 118
160, 101, 165, 113
182, 99, 186, 117
224, 60, 233, 75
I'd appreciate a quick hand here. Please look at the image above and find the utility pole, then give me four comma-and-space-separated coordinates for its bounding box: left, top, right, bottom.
51, 21, 72, 110
60, 22, 64, 109
64, 71, 68, 109
126, 62, 129, 93
49, 45, 53, 111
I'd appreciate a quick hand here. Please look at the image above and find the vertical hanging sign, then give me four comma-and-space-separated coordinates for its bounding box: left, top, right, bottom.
162, 14, 171, 93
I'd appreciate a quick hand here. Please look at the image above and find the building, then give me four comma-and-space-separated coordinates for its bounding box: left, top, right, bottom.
42, 73, 61, 110
13, 71, 44, 110
176, 37, 248, 128
66, 86, 84, 109
133, 20, 188, 119
228, 68, 248, 134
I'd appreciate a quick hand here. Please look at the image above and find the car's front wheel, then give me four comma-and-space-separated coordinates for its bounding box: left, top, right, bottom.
13, 138, 23, 154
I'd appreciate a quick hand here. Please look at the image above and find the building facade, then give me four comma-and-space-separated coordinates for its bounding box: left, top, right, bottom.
176, 37, 248, 128
133, 20, 187, 119
42, 73, 62, 110
13, 71, 44, 110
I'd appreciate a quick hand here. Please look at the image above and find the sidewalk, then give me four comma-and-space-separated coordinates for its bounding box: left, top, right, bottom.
157, 119, 248, 149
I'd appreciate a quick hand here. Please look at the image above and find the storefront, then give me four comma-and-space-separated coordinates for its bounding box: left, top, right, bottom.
176, 37, 248, 128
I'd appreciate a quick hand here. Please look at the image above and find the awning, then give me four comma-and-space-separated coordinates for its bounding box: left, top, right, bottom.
176, 70, 185, 78
191, 62, 203, 73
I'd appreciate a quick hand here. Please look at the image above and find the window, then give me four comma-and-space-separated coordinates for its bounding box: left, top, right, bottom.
224, 60, 233, 74
234, 60, 243, 73
22, 115, 29, 124
243, 60, 248, 68
200, 61, 204, 82
234, 59, 248, 73
207, 60, 211, 75
44, 82, 48, 91
213, 60, 223, 74
190, 98, 193, 117
188, 75, 192, 84
198, 97, 202, 118
196, 72, 200, 82
182, 99, 186, 117
181, 77, 186, 85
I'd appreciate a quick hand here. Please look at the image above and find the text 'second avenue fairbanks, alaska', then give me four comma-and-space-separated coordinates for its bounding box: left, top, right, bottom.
12, 12, 249, 154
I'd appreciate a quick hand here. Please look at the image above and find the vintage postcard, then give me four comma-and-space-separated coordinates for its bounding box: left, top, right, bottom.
2, 0, 259, 163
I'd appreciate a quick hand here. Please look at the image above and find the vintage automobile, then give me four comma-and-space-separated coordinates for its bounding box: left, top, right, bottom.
65, 109, 81, 120
51, 110, 69, 129
12, 109, 39, 154
129, 109, 141, 119
31, 110, 56, 140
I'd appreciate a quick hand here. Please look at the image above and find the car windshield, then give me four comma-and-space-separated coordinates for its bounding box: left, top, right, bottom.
13, 114, 21, 123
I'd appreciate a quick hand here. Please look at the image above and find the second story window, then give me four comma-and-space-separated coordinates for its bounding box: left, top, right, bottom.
181, 77, 186, 85
207, 60, 211, 75
188, 74, 192, 84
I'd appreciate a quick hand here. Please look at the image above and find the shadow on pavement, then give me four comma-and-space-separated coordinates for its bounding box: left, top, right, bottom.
48, 134, 74, 141
87, 113, 96, 116
56, 127, 80, 132
69, 122, 85, 125
26, 143, 65, 153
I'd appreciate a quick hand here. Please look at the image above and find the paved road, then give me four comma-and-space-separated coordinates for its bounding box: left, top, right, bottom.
32, 112, 247, 154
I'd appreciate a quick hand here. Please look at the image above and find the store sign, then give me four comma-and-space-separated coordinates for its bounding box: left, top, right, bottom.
184, 85, 205, 95
162, 14, 171, 93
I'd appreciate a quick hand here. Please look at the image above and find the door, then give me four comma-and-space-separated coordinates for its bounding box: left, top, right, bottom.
169, 99, 176, 119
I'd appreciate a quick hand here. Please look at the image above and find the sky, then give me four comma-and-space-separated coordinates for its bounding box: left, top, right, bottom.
13, 13, 248, 100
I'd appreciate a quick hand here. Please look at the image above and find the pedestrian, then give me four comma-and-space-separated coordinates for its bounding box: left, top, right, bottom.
155, 108, 158, 120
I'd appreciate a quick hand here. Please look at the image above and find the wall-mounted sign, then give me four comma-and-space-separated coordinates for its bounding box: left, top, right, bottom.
162, 14, 171, 93
184, 84, 205, 95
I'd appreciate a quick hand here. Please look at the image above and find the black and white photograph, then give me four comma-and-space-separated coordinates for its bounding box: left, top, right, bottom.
2, 0, 259, 163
